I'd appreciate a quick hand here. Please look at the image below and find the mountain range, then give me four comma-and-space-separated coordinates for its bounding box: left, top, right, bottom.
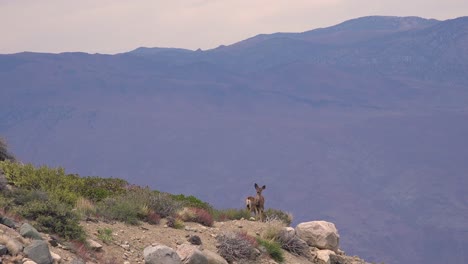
1, 16, 467, 264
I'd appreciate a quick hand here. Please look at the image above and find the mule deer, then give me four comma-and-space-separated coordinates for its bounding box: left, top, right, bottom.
245, 183, 266, 221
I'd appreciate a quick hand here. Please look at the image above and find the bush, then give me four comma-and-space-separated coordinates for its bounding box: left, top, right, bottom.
96, 196, 144, 225
212, 208, 251, 221
147, 192, 182, 218
75, 197, 96, 219
170, 194, 211, 210
97, 228, 113, 245
216, 232, 257, 263
146, 210, 161, 225
277, 229, 310, 257
178, 207, 214, 227
264, 209, 293, 225
18, 199, 85, 240
166, 216, 184, 229
261, 220, 284, 241
257, 238, 284, 263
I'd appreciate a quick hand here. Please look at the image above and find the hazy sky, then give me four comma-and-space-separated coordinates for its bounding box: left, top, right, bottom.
1, 0, 466, 54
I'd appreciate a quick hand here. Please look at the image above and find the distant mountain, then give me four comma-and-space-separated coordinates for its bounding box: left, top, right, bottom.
1, 16, 467, 264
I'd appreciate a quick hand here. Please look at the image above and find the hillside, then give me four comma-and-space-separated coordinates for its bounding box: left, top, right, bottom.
0, 161, 370, 264
1, 16, 468, 264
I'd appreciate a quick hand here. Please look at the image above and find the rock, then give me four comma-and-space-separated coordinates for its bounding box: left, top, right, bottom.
50, 251, 61, 264
0, 217, 16, 229
283, 227, 295, 236
316, 249, 336, 264
202, 249, 228, 264
24, 240, 53, 264
23, 260, 38, 264
188, 235, 202, 245
144, 244, 182, 264
0, 244, 7, 256
69, 259, 85, 264
176, 243, 208, 264
86, 239, 102, 251
20, 223, 43, 240
296, 221, 340, 252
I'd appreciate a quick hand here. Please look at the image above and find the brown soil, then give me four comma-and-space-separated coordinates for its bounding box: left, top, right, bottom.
81, 218, 313, 264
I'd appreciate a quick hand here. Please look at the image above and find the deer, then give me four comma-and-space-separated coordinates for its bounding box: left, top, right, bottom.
245, 183, 266, 221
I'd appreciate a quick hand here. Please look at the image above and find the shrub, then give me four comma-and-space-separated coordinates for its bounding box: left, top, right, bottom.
261, 220, 284, 241
78, 177, 128, 202
178, 207, 214, 227
146, 210, 161, 225
97, 228, 113, 245
257, 238, 284, 263
96, 197, 142, 225
147, 192, 182, 218
166, 216, 184, 229
170, 194, 211, 210
212, 208, 251, 221
263, 209, 293, 225
216, 232, 257, 263
18, 199, 85, 240
75, 197, 96, 219
277, 229, 310, 257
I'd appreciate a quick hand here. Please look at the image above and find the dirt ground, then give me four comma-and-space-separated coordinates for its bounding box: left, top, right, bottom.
81, 218, 313, 264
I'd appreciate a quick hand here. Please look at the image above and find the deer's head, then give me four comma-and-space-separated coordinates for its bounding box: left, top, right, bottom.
254, 183, 266, 195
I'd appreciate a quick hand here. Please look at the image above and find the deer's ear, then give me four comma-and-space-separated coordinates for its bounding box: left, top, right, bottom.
262, 185, 266, 190
255, 183, 259, 188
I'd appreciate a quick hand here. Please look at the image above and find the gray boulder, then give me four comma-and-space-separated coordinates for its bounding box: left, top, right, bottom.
20, 223, 43, 240
176, 243, 208, 264
144, 244, 182, 264
0, 217, 17, 229
24, 240, 53, 264
296, 221, 340, 252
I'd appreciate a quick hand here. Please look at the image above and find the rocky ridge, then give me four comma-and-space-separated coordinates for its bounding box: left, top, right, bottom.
0, 213, 371, 264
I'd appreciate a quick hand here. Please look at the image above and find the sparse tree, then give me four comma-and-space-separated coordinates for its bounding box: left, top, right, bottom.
0, 137, 15, 161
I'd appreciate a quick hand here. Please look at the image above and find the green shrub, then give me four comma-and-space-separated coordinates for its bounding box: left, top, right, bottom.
166, 216, 184, 229
170, 194, 211, 210
212, 208, 251, 221
257, 238, 284, 263
78, 177, 128, 202
97, 228, 113, 244
96, 197, 143, 225
18, 199, 85, 240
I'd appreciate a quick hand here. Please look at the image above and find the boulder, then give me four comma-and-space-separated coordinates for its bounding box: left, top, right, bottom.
0, 217, 17, 229
144, 244, 182, 264
202, 249, 228, 264
86, 239, 102, 251
316, 249, 336, 264
176, 243, 208, 264
24, 240, 53, 264
295, 221, 340, 252
20, 223, 43, 240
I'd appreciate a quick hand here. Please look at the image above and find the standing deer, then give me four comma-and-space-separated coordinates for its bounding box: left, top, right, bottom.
245, 183, 266, 221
